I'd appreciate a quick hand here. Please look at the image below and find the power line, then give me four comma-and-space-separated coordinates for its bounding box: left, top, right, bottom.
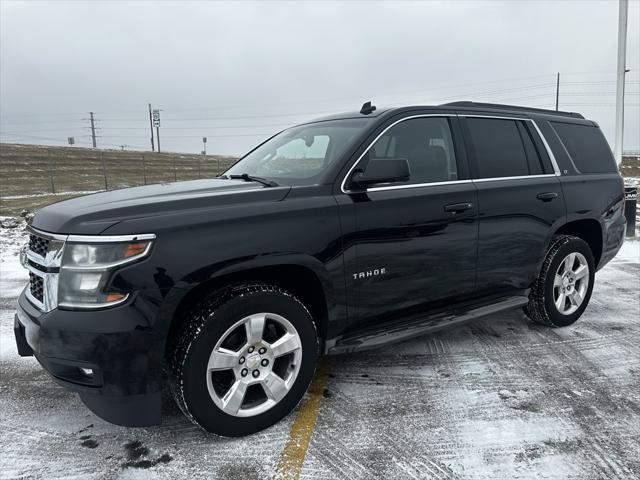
3, 71, 640, 153
97, 122, 293, 130
4, 91, 640, 135
127, 71, 640, 115
0, 132, 149, 150
554, 103, 640, 107
0, 81, 567, 124
3, 80, 640, 127
1, 71, 638, 122
95, 133, 275, 139
0, 132, 79, 143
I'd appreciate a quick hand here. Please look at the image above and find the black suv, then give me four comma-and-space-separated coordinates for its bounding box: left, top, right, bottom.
14, 102, 626, 436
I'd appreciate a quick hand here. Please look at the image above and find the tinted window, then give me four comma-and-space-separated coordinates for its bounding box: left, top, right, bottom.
466, 118, 529, 178
368, 117, 458, 184
551, 122, 617, 173
524, 122, 554, 174
517, 122, 543, 175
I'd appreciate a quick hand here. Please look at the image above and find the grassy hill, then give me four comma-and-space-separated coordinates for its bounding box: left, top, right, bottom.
0, 143, 237, 214
1, 142, 638, 216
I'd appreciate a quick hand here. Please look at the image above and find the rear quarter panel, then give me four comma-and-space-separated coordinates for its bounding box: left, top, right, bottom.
536, 117, 626, 268
560, 173, 626, 268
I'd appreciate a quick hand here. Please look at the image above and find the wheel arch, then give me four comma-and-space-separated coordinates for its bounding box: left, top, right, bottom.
553, 218, 603, 267
161, 255, 334, 355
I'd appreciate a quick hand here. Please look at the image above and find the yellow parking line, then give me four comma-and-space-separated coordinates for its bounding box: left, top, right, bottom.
274, 358, 330, 480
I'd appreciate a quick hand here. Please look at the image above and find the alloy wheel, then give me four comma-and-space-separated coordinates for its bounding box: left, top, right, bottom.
205, 312, 302, 417
553, 252, 589, 315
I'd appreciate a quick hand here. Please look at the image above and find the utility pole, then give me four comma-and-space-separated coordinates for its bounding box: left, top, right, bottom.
202, 136, 207, 155
555, 73, 560, 111
148, 104, 155, 152
89, 112, 97, 148
152, 109, 162, 153
614, 0, 628, 165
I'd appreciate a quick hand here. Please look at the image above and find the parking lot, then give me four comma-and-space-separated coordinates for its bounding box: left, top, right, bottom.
1, 223, 638, 480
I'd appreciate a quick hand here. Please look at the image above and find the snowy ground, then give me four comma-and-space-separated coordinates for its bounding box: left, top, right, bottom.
0, 222, 638, 480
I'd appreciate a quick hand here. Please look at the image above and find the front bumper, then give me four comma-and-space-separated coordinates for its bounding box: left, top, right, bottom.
14, 289, 163, 427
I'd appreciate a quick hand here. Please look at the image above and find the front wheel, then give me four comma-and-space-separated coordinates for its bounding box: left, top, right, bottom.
168, 284, 318, 436
524, 235, 595, 327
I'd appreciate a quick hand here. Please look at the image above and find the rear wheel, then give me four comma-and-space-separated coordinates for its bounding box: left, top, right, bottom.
168, 283, 318, 436
524, 235, 595, 327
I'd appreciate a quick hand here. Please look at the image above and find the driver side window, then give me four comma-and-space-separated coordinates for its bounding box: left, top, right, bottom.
369, 117, 458, 184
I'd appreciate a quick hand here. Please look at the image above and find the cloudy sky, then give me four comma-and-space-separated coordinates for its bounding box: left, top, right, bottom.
1, 0, 638, 156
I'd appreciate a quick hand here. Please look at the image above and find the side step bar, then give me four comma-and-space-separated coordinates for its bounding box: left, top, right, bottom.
326, 295, 528, 355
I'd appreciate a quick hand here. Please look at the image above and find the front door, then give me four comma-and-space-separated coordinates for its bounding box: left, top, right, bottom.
338, 115, 479, 330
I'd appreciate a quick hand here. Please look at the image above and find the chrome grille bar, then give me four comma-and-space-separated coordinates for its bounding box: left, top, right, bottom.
24, 227, 67, 312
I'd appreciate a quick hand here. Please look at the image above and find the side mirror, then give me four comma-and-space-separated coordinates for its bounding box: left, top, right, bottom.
350, 158, 410, 188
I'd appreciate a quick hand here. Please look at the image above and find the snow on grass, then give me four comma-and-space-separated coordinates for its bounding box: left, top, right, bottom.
0, 218, 28, 300
1, 190, 102, 200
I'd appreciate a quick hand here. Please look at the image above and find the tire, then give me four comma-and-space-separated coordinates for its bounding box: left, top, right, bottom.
524, 235, 596, 327
168, 283, 318, 436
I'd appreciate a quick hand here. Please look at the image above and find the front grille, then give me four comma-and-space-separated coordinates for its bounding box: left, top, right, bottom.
29, 272, 44, 303
25, 229, 64, 312
29, 234, 50, 257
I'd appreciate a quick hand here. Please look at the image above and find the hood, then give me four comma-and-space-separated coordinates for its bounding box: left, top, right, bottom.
31, 179, 291, 235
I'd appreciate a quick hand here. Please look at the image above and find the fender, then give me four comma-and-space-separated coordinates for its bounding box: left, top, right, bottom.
155, 252, 340, 344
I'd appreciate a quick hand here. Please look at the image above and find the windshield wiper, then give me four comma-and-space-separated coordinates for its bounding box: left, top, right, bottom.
227, 173, 278, 187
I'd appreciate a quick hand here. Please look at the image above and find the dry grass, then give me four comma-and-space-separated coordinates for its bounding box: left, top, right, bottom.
0, 143, 237, 215
621, 155, 640, 178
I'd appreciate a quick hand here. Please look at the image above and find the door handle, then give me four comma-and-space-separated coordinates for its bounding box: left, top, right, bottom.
444, 202, 473, 213
537, 192, 558, 202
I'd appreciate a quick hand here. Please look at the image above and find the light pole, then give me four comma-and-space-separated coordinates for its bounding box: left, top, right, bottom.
555, 73, 560, 111
614, 0, 628, 165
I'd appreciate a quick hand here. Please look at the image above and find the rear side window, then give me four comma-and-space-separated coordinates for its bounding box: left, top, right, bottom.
466, 118, 530, 178
517, 122, 543, 175
550, 122, 617, 173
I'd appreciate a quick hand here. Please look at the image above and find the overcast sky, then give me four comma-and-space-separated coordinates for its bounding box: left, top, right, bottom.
1, 0, 639, 156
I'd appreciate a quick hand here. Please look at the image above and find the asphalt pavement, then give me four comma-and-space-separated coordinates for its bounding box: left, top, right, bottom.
1, 226, 638, 480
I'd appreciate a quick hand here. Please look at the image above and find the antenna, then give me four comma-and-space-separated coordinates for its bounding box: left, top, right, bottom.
360, 101, 376, 115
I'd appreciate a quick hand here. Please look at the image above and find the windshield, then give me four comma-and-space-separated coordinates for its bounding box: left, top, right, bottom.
224, 119, 371, 186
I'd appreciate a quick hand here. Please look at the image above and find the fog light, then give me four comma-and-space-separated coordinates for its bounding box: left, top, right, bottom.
79, 367, 93, 376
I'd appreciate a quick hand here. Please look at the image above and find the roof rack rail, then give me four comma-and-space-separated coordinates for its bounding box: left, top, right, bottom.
442, 101, 584, 119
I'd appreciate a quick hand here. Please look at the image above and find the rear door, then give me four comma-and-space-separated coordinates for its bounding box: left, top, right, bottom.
459, 114, 566, 297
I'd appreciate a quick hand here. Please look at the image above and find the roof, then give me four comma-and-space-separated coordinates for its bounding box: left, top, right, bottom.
307, 108, 390, 123
441, 101, 585, 119
305, 101, 586, 125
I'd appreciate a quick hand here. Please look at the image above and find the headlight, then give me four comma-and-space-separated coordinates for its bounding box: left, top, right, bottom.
58, 239, 153, 309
